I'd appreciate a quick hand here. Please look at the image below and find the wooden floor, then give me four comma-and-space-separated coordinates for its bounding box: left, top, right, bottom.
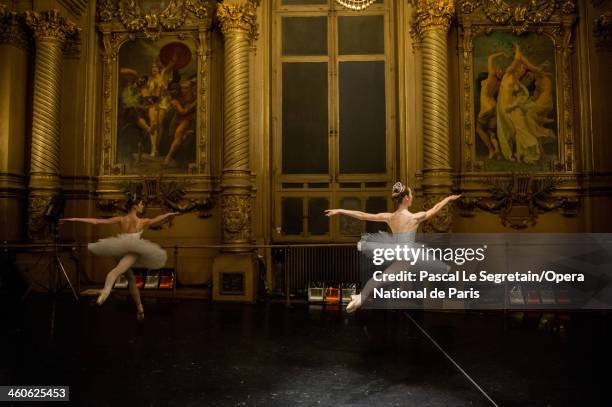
1, 292, 610, 406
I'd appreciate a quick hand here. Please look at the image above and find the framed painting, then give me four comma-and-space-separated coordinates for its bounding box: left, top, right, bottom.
97, 0, 212, 176
458, 1, 577, 173
117, 36, 198, 173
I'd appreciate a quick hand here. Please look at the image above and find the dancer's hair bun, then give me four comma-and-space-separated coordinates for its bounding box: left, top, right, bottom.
391, 182, 411, 203
392, 182, 405, 198
125, 192, 143, 211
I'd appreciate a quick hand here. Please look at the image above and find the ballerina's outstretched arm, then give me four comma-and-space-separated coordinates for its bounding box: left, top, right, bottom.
60, 216, 123, 225
142, 212, 180, 227
411, 194, 461, 224
324, 209, 392, 222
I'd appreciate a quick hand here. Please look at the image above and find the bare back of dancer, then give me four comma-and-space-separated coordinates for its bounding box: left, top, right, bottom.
61, 197, 178, 320
325, 182, 460, 312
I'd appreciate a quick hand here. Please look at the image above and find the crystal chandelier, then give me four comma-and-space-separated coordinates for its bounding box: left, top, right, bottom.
335, 0, 377, 11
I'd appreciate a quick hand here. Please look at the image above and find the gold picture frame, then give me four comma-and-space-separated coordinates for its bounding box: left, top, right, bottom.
457, 1, 577, 174
97, 0, 212, 178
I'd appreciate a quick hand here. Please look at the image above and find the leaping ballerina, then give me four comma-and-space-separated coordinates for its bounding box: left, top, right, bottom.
61, 194, 178, 320
325, 182, 461, 313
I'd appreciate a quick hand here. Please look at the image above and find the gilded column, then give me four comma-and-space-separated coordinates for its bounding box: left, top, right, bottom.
217, 1, 258, 249
414, 0, 455, 232
24, 10, 77, 240
0, 6, 30, 241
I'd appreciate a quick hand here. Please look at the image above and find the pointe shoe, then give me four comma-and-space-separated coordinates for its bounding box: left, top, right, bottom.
96, 289, 110, 306
346, 294, 362, 313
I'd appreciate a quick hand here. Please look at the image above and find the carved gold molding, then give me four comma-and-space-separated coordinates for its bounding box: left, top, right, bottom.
0, 5, 30, 51
459, 0, 575, 34
96, 176, 216, 219
98, 0, 115, 22
217, 1, 257, 248
221, 194, 252, 243
217, 0, 259, 43
457, 11, 577, 174
422, 193, 454, 233
24, 9, 79, 43
412, 0, 455, 41
456, 174, 579, 229
98, 0, 210, 40
27, 194, 53, 240
99, 30, 210, 176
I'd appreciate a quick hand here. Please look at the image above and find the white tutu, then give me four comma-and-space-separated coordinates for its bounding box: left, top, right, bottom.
358, 230, 450, 274
87, 231, 167, 270
358, 230, 417, 253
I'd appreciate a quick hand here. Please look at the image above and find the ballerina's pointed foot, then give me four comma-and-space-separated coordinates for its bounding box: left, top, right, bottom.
137, 306, 145, 321
346, 294, 362, 313
96, 289, 110, 306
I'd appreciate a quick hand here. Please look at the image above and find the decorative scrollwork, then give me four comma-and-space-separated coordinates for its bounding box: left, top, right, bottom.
97, 176, 215, 219
24, 9, 79, 43
97, 0, 115, 22
221, 194, 251, 242
217, 0, 259, 43
422, 193, 454, 233
99, 0, 210, 39
27, 195, 53, 240
0, 5, 30, 51
457, 174, 579, 229
412, 0, 456, 40
459, 0, 575, 34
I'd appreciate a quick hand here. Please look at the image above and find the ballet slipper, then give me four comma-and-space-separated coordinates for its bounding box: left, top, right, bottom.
137, 306, 145, 321
345, 294, 362, 313
96, 288, 110, 306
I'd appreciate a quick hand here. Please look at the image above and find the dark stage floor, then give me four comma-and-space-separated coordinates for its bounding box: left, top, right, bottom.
0, 294, 610, 407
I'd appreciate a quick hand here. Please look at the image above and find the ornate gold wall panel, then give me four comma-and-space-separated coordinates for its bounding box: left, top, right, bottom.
96, 0, 214, 217
98, 0, 209, 39
455, 1, 581, 228
0, 5, 29, 51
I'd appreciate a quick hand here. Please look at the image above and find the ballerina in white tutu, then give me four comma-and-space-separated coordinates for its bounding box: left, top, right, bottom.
325, 182, 460, 313
61, 194, 178, 320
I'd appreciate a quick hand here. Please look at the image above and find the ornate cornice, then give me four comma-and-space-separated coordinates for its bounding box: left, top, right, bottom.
594, 10, 611, 51
413, 0, 455, 36
98, 0, 210, 40
24, 9, 79, 44
217, 0, 259, 41
0, 5, 30, 51
97, 0, 115, 22
459, 0, 575, 34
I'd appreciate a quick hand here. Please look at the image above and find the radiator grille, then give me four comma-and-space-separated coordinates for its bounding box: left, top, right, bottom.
283, 246, 361, 296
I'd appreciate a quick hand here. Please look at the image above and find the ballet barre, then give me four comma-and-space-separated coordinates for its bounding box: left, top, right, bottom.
3, 242, 363, 304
